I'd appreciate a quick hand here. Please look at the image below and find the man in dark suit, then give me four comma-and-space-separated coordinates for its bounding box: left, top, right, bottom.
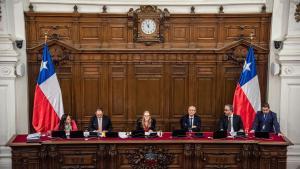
88, 108, 112, 132
180, 106, 201, 132
251, 103, 281, 135
219, 104, 244, 132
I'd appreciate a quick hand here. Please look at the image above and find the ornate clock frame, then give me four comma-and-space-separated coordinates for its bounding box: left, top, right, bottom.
128, 5, 170, 45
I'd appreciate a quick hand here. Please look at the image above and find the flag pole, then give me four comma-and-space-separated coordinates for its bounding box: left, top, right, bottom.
44, 32, 48, 44
249, 32, 254, 47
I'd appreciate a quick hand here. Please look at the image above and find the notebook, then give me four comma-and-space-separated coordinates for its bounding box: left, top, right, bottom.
213, 130, 227, 139
172, 129, 187, 137
131, 130, 145, 138
193, 132, 204, 138
69, 131, 84, 138
255, 131, 270, 139
106, 131, 119, 138
51, 130, 66, 138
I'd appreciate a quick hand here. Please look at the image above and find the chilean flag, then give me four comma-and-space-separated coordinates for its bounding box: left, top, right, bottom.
32, 44, 64, 132
233, 47, 261, 132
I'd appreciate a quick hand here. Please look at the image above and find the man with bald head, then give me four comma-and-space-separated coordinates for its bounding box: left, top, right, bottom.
88, 108, 112, 132
180, 106, 201, 132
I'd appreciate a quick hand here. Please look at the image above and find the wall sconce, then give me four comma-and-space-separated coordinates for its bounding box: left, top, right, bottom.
15, 39, 23, 49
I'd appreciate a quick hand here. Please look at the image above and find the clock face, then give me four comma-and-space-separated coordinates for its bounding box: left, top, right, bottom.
141, 19, 156, 35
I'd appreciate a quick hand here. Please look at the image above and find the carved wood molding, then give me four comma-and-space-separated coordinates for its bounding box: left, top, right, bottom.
295, 3, 300, 22
221, 39, 267, 65
0, 0, 2, 21
126, 146, 174, 169
29, 40, 74, 66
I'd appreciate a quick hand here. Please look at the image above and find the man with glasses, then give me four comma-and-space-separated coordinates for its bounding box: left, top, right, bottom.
250, 103, 282, 135
219, 104, 244, 133
88, 108, 113, 132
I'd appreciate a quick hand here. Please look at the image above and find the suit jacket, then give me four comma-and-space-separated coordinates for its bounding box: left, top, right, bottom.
54, 120, 78, 131
219, 114, 244, 132
180, 114, 201, 131
88, 115, 112, 131
135, 118, 156, 131
252, 111, 281, 133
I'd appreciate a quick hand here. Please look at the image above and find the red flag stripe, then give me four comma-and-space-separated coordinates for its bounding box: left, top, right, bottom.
32, 85, 60, 132
233, 84, 256, 132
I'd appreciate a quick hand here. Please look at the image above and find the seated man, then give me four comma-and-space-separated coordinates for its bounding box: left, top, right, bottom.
180, 106, 201, 131
219, 104, 244, 132
250, 103, 282, 135
88, 108, 112, 132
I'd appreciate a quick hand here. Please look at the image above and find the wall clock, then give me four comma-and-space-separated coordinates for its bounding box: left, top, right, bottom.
128, 5, 170, 45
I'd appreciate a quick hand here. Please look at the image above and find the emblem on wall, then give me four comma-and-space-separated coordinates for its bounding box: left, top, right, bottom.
126, 146, 174, 169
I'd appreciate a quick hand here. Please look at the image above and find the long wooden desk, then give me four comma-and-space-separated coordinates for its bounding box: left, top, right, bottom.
8, 132, 292, 169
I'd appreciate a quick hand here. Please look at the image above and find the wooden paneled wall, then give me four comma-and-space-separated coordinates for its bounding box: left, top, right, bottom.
25, 10, 271, 132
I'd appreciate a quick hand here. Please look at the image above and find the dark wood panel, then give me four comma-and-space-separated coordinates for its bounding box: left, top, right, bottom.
58, 77, 73, 116
109, 65, 127, 120
9, 137, 290, 169
26, 10, 271, 132
25, 12, 271, 49
135, 76, 163, 118
170, 65, 188, 119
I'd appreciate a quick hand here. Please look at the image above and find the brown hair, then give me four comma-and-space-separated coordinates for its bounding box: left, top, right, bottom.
262, 103, 270, 108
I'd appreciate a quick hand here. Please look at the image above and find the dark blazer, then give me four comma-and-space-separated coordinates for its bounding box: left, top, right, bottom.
180, 114, 201, 131
88, 115, 112, 131
252, 111, 281, 133
219, 114, 244, 132
135, 118, 156, 131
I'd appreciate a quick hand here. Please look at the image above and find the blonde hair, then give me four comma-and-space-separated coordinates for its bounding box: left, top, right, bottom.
142, 111, 152, 130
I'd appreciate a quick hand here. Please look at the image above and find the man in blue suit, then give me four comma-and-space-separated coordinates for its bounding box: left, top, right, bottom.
251, 103, 282, 135
180, 106, 201, 132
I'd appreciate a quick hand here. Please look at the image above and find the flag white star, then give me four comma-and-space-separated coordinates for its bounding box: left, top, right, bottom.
243, 61, 251, 72
40, 61, 48, 71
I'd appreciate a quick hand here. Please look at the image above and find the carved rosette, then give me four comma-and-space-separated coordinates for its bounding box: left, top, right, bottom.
283, 66, 294, 75
224, 45, 249, 65
0, 65, 15, 78
126, 146, 174, 169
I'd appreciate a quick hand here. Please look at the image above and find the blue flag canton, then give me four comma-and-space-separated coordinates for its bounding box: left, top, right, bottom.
37, 44, 56, 85
238, 47, 258, 86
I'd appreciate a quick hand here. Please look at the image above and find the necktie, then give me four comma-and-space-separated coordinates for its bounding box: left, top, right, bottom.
227, 117, 232, 132
98, 118, 102, 132
190, 118, 193, 128
262, 114, 266, 130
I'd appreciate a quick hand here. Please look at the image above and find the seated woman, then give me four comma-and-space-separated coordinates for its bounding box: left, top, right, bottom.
136, 110, 156, 132
54, 114, 78, 131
